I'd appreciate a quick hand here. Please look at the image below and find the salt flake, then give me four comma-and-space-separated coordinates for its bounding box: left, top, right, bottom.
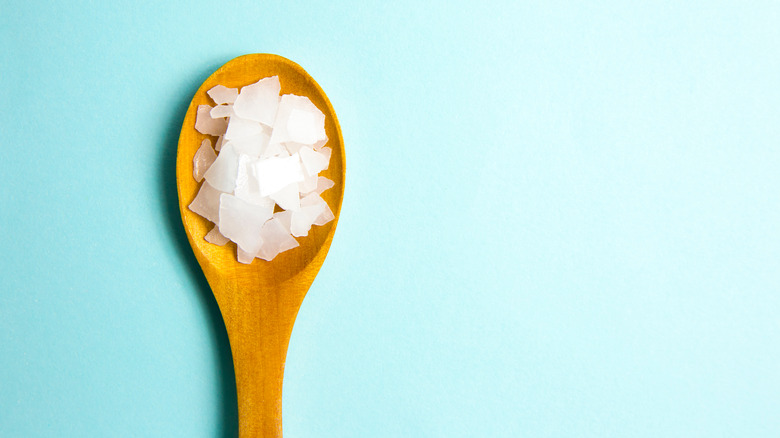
193, 139, 217, 182
287, 108, 326, 145
218, 193, 273, 255
299, 146, 330, 176
237, 247, 256, 264
235, 155, 274, 206
203, 143, 240, 193
233, 76, 281, 126
188, 182, 223, 224
210, 104, 234, 119
257, 217, 300, 261
224, 116, 265, 140
253, 153, 305, 197
229, 131, 269, 157
270, 182, 301, 211
315, 176, 335, 195
207, 85, 238, 105
195, 105, 228, 136
204, 225, 229, 246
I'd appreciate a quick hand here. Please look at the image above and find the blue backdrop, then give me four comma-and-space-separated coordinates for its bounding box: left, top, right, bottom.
2, 1, 779, 436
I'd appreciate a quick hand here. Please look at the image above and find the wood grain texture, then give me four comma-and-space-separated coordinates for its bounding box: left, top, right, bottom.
176, 54, 345, 438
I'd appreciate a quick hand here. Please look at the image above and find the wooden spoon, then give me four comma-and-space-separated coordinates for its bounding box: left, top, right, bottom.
176, 54, 345, 437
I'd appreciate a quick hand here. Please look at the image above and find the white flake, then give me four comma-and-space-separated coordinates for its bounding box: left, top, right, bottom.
269, 94, 319, 145
210, 104, 234, 119
273, 210, 293, 232
300, 192, 326, 207
299, 146, 330, 176
195, 105, 228, 136
256, 217, 300, 261
287, 107, 326, 145
253, 153, 304, 197
218, 193, 273, 255
193, 139, 217, 182
235, 155, 274, 206
313, 202, 335, 226
288, 192, 328, 236
290, 203, 325, 237
284, 141, 304, 155
270, 182, 301, 211
233, 76, 281, 126
188, 181, 223, 224
298, 171, 318, 194
261, 142, 289, 159
229, 130, 269, 157
204, 225, 229, 246
207, 85, 238, 105
315, 176, 335, 195
224, 116, 265, 140
319, 146, 332, 166
203, 143, 240, 193
237, 247, 256, 264
312, 138, 328, 150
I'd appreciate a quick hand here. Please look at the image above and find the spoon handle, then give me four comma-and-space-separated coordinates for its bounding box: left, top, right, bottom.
215, 278, 307, 437
231, 320, 285, 437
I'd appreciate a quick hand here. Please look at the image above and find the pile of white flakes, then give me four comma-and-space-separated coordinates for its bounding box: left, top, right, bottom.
188, 76, 335, 263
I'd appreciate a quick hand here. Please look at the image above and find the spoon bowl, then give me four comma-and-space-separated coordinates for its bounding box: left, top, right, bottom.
176, 54, 345, 437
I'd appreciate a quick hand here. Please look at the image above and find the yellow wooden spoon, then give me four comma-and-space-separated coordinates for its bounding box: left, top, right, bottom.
176, 54, 345, 437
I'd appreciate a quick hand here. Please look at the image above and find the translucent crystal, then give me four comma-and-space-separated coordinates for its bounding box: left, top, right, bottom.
269, 94, 320, 146
284, 141, 304, 155
312, 138, 328, 150
210, 104, 234, 119
319, 146, 333, 166
237, 247, 256, 264
313, 202, 335, 226
287, 108, 326, 145
218, 193, 273, 255
273, 210, 293, 232
207, 85, 238, 105
214, 135, 224, 151
270, 182, 300, 211
235, 155, 274, 206
315, 176, 335, 195
195, 105, 227, 136
224, 116, 265, 140
256, 217, 300, 261
290, 203, 325, 237
290, 94, 322, 114
204, 225, 229, 245
288, 192, 327, 236
229, 130, 269, 157
233, 76, 281, 126
298, 171, 318, 194
298, 146, 330, 176
300, 192, 325, 207
261, 142, 288, 159
253, 153, 304, 197
234, 154, 254, 196
188, 181, 223, 224
193, 138, 217, 182
203, 143, 240, 193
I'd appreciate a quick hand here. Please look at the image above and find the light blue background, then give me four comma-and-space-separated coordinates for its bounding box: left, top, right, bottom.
2, 1, 779, 436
